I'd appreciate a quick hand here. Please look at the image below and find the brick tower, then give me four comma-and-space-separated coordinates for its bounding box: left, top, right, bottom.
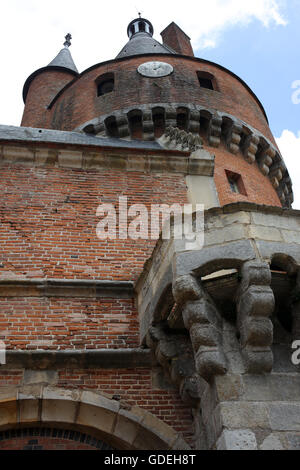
0, 17, 299, 451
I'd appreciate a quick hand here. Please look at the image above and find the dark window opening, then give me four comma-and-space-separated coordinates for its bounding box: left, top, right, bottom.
96, 73, 115, 97
199, 78, 213, 90
152, 108, 165, 138
197, 71, 217, 91
177, 112, 188, 130
104, 117, 119, 138
130, 25, 135, 36
225, 170, 247, 196
139, 21, 145, 32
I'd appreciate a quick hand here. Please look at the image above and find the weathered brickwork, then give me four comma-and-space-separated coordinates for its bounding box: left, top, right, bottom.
213, 144, 281, 207
22, 55, 274, 144
0, 297, 138, 350
0, 163, 187, 281
21, 70, 76, 129
57, 368, 194, 442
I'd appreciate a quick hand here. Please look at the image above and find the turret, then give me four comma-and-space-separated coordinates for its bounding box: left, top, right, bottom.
21, 34, 78, 129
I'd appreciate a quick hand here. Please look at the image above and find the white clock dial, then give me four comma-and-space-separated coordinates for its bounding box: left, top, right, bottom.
137, 61, 174, 78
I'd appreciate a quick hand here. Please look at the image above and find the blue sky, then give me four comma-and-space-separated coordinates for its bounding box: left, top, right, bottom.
0, 0, 299, 207
197, 0, 300, 137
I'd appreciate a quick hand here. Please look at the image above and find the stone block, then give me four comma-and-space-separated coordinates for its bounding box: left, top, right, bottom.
77, 403, 116, 434
24, 370, 58, 386
81, 390, 120, 413
260, 433, 284, 450
58, 150, 83, 168
2, 146, 34, 165
19, 399, 40, 423
205, 225, 247, 246
215, 374, 244, 402
269, 404, 300, 431
217, 402, 270, 429
217, 429, 257, 450
41, 399, 78, 423
248, 225, 282, 242
113, 409, 142, 446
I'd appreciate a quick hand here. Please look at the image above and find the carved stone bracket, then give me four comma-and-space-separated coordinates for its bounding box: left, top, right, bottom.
173, 274, 227, 383
236, 260, 275, 374
208, 114, 222, 148
79, 103, 293, 208
226, 122, 243, 154
146, 324, 204, 406
242, 133, 259, 164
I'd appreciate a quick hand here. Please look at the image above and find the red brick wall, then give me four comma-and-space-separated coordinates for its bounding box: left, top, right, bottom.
22, 55, 273, 144
21, 70, 75, 128
0, 297, 138, 350
213, 144, 281, 207
0, 164, 187, 281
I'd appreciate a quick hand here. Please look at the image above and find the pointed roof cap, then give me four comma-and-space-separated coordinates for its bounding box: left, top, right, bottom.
22, 34, 79, 103
48, 33, 78, 73
116, 17, 175, 59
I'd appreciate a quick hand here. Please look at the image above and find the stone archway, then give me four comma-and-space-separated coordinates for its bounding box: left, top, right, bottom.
0, 386, 190, 451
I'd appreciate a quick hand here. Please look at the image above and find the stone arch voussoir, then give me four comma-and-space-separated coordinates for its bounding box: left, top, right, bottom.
0, 386, 190, 451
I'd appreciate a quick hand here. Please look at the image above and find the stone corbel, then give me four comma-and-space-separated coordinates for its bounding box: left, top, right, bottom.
226, 122, 243, 154
242, 133, 259, 164
188, 110, 201, 135
142, 111, 155, 141
146, 324, 204, 407
236, 260, 275, 374
115, 114, 130, 138
208, 115, 222, 148
173, 274, 227, 383
258, 146, 276, 176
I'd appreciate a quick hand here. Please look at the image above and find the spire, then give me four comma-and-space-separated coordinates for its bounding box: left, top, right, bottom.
48, 33, 78, 73
116, 17, 175, 59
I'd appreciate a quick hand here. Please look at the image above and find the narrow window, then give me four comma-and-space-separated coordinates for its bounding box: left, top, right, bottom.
96, 73, 115, 97
225, 170, 247, 196
139, 21, 145, 32
197, 71, 217, 91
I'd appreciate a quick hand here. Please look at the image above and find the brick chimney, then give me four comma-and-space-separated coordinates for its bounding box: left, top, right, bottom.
160, 22, 194, 56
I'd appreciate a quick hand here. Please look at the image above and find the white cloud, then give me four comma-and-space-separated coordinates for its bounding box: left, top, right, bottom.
0, 0, 287, 126
276, 130, 300, 210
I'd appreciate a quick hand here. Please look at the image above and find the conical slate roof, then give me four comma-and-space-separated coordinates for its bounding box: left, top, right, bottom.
48, 46, 78, 73
116, 32, 175, 59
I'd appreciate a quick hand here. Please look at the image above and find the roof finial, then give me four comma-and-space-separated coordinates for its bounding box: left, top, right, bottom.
138, 12, 142, 18
64, 33, 72, 48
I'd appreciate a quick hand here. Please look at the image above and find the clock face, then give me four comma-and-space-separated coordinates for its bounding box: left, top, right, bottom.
137, 61, 174, 78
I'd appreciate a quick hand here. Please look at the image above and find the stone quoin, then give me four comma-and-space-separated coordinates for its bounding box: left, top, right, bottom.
0, 15, 299, 451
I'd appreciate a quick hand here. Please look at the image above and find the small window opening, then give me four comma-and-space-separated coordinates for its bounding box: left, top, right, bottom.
199, 78, 213, 90
225, 170, 247, 196
96, 73, 115, 97
197, 71, 216, 91
139, 21, 145, 32
177, 112, 188, 130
